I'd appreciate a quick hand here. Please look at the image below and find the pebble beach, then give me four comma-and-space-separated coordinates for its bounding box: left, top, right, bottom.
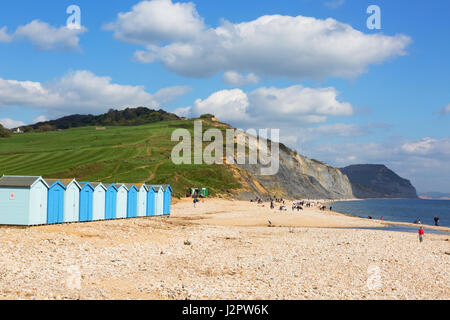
0, 198, 448, 300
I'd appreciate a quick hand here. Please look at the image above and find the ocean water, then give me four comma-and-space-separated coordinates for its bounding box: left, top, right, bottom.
332, 199, 450, 228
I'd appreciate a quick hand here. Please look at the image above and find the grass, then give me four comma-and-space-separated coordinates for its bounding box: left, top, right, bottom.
0, 120, 242, 197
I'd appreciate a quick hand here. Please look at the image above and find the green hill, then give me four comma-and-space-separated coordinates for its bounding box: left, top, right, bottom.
17, 107, 180, 132
0, 119, 241, 197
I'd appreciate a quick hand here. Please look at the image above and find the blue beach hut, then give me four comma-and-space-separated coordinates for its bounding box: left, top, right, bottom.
45, 179, 66, 224
162, 184, 172, 216
104, 184, 118, 220
146, 185, 156, 216
116, 184, 128, 219
79, 182, 94, 222
126, 184, 139, 218
0, 176, 49, 225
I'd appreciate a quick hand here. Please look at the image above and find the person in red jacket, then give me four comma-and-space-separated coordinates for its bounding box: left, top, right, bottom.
418, 226, 424, 242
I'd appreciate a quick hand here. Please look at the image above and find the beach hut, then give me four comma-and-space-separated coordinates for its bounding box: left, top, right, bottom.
126, 184, 139, 218
0, 176, 49, 226
137, 184, 148, 217
146, 185, 156, 216
91, 182, 107, 221
104, 184, 118, 220
45, 179, 66, 224
154, 185, 164, 216
162, 184, 172, 216
79, 183, 94, 222
64, 179, 81, 223
116, 184, 128, 219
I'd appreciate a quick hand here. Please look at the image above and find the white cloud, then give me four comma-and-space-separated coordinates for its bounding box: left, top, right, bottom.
222, 71, 260, 86
0, 70, 191, 115
0, 20, 87, 50
104, 0, 205, 45
178, 85, 353, 128
133, 50, 157, 63
32, 115, 47, 123
306, 137, 450, 192
185, 89, 250, 123
108, 1, 411, 79
437, 103, 450, 115
13, 20, 87, 51
0, 118, 25, 129
0, 27, 12, 43
401, 137, 450, 156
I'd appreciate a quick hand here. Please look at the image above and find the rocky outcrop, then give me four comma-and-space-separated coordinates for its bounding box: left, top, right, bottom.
232, 136, 354, 200
340, 164, 418, 199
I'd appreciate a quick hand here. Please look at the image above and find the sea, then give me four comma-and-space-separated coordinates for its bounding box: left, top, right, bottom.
332, 199, 450, 232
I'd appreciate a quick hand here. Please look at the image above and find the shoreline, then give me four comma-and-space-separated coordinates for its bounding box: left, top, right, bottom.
328, 199, 449, 233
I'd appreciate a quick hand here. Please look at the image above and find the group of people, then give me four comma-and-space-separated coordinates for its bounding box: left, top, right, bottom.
414, 216, 440, 226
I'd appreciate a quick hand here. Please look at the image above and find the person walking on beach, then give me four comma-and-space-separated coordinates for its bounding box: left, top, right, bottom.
434, 216, 439, 226
193, 198, 198, 208
418, 227, 424, 243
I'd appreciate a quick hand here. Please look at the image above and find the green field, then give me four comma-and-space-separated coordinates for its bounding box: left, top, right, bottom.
0, 120, 242, 197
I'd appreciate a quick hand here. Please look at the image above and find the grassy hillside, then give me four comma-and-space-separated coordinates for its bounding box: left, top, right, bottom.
0, 120, 241, 197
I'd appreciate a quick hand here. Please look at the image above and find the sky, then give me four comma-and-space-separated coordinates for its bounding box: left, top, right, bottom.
0, 0, 449, 193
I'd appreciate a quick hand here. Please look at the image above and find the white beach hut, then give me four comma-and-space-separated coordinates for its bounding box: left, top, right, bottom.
116, 184, 128, 219
153, 185, 164, 216
137, 184, 148, 217
64, 179, 81, 223
92, 182, 107, 221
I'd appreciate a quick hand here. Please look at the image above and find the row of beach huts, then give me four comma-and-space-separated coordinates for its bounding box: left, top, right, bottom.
0, 175, 172, 226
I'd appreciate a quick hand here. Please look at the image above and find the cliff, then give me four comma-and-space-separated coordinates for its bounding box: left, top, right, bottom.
340, 164, 418, 199
229, 131, 354, 200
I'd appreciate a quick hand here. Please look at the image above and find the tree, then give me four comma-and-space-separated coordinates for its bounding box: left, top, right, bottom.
0, 124, 11, 138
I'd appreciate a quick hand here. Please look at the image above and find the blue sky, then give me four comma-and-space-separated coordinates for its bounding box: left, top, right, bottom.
0, 0, 449, 192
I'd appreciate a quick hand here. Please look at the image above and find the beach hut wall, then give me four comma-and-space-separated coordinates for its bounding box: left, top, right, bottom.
163, 185, 172, 216
146, 185, 156, 216
104, 184, 118, 220
137, 184, 148, 217
154, 185, 164, 216
116, 184, 128, 219
126, 184, 139, 218
64, 179, 81, 223
46, 180, 66, 224
79, 183, 94, 222
92, 183, 107, 221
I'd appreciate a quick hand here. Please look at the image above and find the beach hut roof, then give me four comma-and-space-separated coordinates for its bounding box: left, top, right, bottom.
162, 184, 172, 192
116, 183, 129, 190
138, 184, 149, 191
44, 179, 67, 189
144, 184, 156, 192
103, 183, 118, 191
0, 175, 48, 188
125, 184, 138, 191
152, 185, 163, 192
91, 182, 107, 190
79, 182, 94, 190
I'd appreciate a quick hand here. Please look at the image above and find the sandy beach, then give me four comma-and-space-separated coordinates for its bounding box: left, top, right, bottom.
0, 198, 448, 300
